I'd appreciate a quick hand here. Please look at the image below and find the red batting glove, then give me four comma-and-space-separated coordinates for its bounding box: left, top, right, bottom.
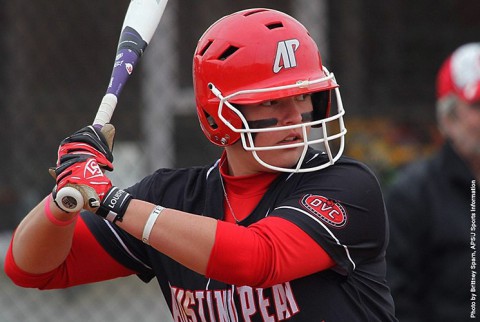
57, 142, 114, 171
56, 124, 115, 171
53, 155, 112, 213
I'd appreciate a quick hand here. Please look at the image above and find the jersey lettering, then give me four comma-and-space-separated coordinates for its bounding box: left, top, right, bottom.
273, 39, 300, 73
272, 283, 299, 320
170, 282, 299, 321
257, 288, 274, 322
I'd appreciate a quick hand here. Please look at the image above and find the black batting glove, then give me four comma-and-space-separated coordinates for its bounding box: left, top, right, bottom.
58, 124, 115, 169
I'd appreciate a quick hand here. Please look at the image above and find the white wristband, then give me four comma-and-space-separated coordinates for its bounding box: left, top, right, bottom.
142, 205, 165, 245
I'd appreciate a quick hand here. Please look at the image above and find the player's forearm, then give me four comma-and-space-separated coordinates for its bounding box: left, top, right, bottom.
117, 199, 217, 274
12, 197, 77, 274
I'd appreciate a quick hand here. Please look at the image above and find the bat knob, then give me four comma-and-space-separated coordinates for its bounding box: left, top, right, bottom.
55, 187, 84, 213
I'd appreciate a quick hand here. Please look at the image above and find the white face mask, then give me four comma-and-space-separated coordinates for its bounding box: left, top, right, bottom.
209, 67, 347, 173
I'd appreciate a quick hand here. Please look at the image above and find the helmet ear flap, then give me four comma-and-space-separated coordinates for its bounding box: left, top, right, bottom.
196, 102, 243, 146
311, 90, 331, 128
203, 110, 219, 129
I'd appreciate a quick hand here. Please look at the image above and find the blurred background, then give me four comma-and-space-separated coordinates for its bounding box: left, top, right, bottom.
0, 0, 478, 321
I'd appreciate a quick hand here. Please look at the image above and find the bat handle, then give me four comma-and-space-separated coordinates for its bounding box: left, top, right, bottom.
93, 93, 118, 128
54, 94, 117, 213
54, 186, 84, 213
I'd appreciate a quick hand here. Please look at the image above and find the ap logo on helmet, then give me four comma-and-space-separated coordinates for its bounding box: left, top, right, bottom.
273, 39, 300, 73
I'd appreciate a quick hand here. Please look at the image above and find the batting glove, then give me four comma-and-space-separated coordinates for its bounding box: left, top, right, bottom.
50, 124, 115, 212
51, 155, 132, 222
57, 124, 115, 171
52, 155, 113, 213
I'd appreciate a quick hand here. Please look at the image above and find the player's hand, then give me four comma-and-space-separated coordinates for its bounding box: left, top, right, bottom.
49, 124, 115, 212
52, 154, 113, 213
50, 124, 132, 220
57, 124, 115, 171
52, 155, 133, 221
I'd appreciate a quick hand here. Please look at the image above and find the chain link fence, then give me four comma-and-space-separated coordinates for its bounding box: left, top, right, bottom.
1, 0, 479, 321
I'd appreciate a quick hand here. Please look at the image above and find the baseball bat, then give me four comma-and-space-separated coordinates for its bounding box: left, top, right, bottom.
55, 0, 169, 212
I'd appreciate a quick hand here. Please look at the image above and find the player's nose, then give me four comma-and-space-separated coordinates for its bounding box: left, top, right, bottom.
278, 98, 304, 125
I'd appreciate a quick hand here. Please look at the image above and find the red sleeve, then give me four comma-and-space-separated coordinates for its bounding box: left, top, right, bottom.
4, 217, 135, 289
206, 216, 335, 288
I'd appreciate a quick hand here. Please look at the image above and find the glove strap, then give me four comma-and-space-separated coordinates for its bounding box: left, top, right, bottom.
97, 187, 133, 223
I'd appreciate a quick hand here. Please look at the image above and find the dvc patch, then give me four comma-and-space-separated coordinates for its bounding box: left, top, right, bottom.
301, 194, 347, 228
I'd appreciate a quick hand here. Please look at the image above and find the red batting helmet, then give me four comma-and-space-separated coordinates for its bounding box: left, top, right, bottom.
193, 8, 346, 172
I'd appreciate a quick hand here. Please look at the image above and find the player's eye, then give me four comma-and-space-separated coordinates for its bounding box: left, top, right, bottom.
261, 100, 277, 106
294, 94, 310, 101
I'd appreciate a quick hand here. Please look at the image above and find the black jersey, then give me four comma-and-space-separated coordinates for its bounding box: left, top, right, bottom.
83, 149, 397, 321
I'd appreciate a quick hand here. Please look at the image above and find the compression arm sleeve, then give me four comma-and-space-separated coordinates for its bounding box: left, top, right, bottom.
206, 216, 335, 288
4, 217, 135, 289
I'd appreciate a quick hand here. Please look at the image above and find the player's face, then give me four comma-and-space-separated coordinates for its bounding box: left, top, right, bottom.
226, 94, 314, 175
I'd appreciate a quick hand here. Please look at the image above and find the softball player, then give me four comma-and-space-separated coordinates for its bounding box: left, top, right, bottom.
6, 8, 397, 321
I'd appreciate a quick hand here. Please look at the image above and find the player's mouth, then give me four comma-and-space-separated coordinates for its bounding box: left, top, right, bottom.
277, 132, 304, 145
